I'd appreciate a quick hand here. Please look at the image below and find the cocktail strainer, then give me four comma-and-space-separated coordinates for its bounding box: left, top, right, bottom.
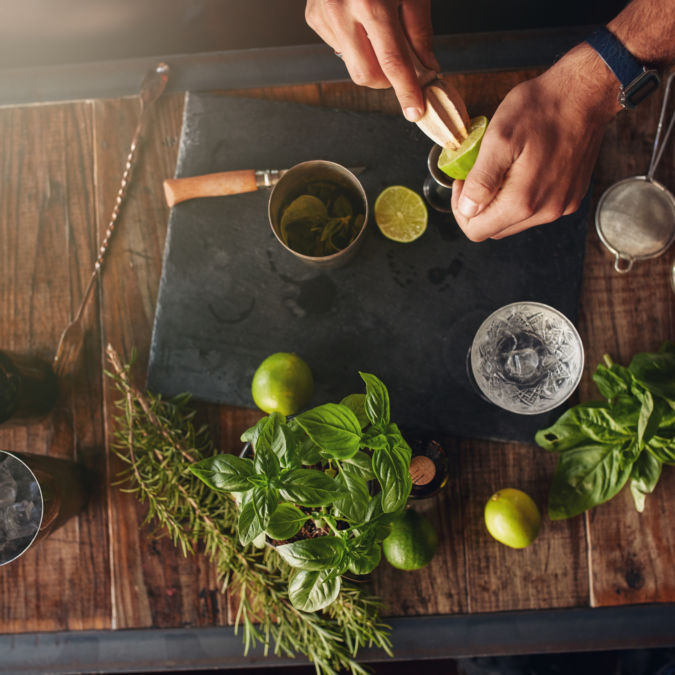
596, 71, 675, 273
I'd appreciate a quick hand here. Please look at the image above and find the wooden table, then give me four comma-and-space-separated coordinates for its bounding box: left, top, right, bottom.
0, 57, 673, 671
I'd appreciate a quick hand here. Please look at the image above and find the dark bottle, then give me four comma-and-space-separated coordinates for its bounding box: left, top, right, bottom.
403, 430, 449, 500
0, 351, 59, 425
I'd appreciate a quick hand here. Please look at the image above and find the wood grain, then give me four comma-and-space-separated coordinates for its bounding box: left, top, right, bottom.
0, 102, 110, 631
0, 65, 672, 638
577, 92, 675, 608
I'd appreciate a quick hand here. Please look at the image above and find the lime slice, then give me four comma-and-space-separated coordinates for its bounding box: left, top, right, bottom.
438, 115, 488, 181
374, 185, 428, 243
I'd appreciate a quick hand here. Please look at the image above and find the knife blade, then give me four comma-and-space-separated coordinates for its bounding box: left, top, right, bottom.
163, 166, 367, 207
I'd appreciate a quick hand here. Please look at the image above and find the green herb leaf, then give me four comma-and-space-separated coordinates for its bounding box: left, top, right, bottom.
265, 503, 308, 540
254, 413, 285, 454
276, 536, 346, 571
288, 569, 341, 612
341, 450, 375, 481
359, 372, 390, 428
629, 342, 675, 402
629, 451, 662, 512
251, 486, 279, 530
372, 445, 412, 513
360, 430, 388, 450
548, 443, 633, 520
364, 492, 404, 540
295, 403, 362, 459
333, 469, 370, 523
348, 540, 382, 575
646, 435, 675, 464
279, 468, 340, 506
253, 445, 281, 479
238, 499, 264, 545
387, 423, 412, 462
190, 454, 255, 492
340, 393, 369, 429
593, 362, 633, 400
535, 403, 632, 452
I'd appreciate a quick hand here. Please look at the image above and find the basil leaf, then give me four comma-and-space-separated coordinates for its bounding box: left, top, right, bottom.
265, 503, 308, 541
372, 445, 412, 513
629, 451, 662, 512
359, 371, 390, 428
348, 540, 381, 575
635, 389, 669, 448
279, 468, 339, 506
190, 454, 255, 492
295, 403, 361, 459
387, 423, 412, 462
536, 403, 632, 452
251, 486, 279, 530
341, 450, 375, 481
288, 569, 341, 612
275, 536, 345, 571
548, 443, 633, 520
364, 492, 404, 540
647, 435, 675, 465
629, 344, 675, 402
593, 362, 633, 400
254, 412, 285, 454
333, 470, 370, 523
254, 446, 281, 478
240, 417, 266, 444
360, 430, 388, 451
609, 393, 641, 429
238, 500, 264, 546
340, 393, 369, 429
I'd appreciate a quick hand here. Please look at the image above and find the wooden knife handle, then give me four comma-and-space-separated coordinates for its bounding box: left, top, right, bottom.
163, 169, 258, 207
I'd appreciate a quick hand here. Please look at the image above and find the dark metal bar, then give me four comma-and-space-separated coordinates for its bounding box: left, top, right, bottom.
2, 603, 674, 674
0, 27, 592, 107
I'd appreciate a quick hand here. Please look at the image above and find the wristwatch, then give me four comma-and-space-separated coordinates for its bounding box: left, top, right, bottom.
586, 26, 660, 109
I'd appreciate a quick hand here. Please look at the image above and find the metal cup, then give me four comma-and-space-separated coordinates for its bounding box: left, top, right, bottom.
268, 160, 368, 269
423, 145, 454, 213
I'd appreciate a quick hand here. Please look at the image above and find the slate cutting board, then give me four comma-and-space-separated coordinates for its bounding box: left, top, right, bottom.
147, 92, 588, 443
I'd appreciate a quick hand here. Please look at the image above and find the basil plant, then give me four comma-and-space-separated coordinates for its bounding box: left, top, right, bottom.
190, 372, 412, 612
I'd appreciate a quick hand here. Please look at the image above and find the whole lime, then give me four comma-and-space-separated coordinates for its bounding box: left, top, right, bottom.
251, 352, 314, 416
382, 508, 438, 571
484, 488, 541, 549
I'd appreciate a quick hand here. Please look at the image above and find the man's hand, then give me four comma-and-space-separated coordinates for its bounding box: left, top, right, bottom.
452, 44, 622, 241
305, 0, 437, 121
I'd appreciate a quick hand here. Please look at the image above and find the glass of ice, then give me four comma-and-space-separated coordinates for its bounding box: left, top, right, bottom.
468, 301, 584, 414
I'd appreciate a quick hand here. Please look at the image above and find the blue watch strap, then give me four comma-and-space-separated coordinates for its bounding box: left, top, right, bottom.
586, 27, 643, 87
586, 26, 660, 108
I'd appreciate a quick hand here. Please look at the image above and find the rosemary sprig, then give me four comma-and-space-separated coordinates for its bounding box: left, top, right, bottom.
105, 345, 392, 674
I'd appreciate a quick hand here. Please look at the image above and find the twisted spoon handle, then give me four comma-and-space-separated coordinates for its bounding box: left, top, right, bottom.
53, 62, 170, 375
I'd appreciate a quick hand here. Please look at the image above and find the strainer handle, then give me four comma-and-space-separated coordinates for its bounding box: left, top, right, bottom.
647, 71, 675, 179
614, 254, 634, 274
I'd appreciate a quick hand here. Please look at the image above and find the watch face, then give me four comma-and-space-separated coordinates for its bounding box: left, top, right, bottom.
622, 70, 660, 108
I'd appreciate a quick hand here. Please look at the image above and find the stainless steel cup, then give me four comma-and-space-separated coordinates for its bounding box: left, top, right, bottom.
268, 160, 368, 269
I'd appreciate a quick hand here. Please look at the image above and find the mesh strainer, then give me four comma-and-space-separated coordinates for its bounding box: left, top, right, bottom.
595, 71, 675, 273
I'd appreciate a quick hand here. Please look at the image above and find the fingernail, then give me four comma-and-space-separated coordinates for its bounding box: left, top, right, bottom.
458, 194, 479, 218
404, 107, 423, 122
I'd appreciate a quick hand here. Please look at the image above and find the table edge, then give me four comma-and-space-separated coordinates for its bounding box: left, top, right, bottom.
3, 603, 675, 673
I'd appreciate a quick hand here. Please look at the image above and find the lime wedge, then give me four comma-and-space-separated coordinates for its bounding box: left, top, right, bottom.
374, 185, 428, 243
438, 116, 488, 181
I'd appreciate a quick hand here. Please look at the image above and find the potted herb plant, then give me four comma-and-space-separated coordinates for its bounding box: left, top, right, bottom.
190, 372, 412, 612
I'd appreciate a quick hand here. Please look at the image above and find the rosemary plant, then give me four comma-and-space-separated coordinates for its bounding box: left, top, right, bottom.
106, 345, 392, 674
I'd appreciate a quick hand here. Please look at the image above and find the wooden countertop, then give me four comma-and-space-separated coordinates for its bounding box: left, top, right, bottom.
0, 66, 673, 666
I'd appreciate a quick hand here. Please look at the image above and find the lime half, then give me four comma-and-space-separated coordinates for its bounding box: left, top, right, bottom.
374, 185, 428, 243
438, 116, 488, 181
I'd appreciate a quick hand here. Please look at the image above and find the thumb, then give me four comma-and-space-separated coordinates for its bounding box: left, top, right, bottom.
456, 129, 513, 219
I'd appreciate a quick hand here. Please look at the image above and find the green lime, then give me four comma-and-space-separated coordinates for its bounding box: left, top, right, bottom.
382, 508, 438, 570
484, 488, 541, 549
251, 352, 314, 416
374, 185, 428, 243
437, 116, 488, 181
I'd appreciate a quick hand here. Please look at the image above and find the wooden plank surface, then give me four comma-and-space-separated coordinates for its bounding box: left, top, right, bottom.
0, 67, 672, 638
0, 102, 111, 631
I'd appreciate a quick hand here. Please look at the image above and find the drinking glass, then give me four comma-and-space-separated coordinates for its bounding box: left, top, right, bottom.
422, 145, 454, 213
468, 301, 584, 414
0, 451, 88, 566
